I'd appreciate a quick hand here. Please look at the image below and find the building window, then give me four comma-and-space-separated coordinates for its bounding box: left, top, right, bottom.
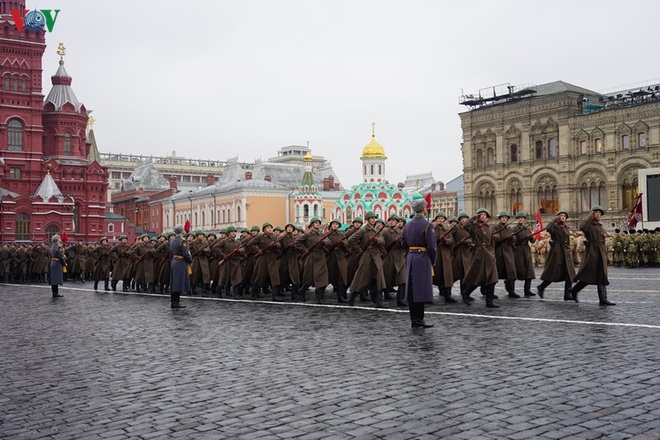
16, 213, 30, 241
12, 77, 18, 91
486, 148, 495, 165
227, 209, 231, 223
548, 138, 557, 158
622, 178, 638, 211
622, 135, 629, 150
108, 223, 115, 233
475, 149, 483, 168
236, 206, 241, 222
64, 133, 72, 155
580, 140, 588, 155
477, 189, 496, 216
535, 141, 543, 160
21, 78, 26, 92
4, 75, 9, 90
581, 182, 607, 212
510, 188, 522, 215
538, 185, 558, 214
510, 144, 518, 163
303, 204, 309, 218
9, 167, 21, 179
8, 119, 23, 151
638, 133, 646, 148
595, 138, 603, 153
45, 224, 60, 241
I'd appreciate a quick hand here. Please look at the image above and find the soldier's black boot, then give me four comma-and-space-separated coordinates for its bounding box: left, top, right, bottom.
598, 284, 615, 306
460, 284, 475, 305
104, 280, 110, 291
272, 286, 283, 302
396, 284, 408, 306
563, 281, 572, 301
537, 280, 550, 299
250, 285, 259, 300
359, 292, 369, 302
94, 280, 99, 290
372, 291, 386, 308
336, 285, 347, 303
171, 292, 186, 308
348, 291, 359, 307
52, 285, 63, 298
111, 280, 118, 291
383, 289, 394, 300
523, 279, 535, 297
315, 287, 325, 304
569, 281, 587, 303
485, 284, 499, 308
505, 280, 520, 298
298, 284, 309, 302
291, 284, 300, 301
441, 286, 458, 303
123, 280, 130, 292
233, 286, 241, 299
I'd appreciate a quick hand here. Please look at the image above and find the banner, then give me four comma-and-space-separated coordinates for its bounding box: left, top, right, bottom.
535, 209, 543, 241
627, 193, 643, 229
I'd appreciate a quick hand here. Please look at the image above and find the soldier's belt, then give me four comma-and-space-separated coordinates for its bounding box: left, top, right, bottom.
51, 258, 60, 261
409, 247, 427, 252
173, 255, 185, 259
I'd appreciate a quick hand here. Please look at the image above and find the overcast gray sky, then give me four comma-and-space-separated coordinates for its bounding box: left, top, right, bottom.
39, 0, 660, 187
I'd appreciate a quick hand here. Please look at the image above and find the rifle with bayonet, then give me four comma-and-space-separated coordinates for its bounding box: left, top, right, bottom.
255, 233, 288, 261
298, 229, 337, 261
353, 226, 386, 261
222, 235, 259, 266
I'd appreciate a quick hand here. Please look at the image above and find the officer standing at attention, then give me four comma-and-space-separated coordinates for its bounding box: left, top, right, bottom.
170, 225, 193, 309
49, 234, 66, 298
401, 195, 437, 328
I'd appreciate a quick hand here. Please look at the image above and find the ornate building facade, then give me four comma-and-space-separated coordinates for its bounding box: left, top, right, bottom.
460, 80, 660, 226
332, 126, 412, 222
0, 2, 108, 242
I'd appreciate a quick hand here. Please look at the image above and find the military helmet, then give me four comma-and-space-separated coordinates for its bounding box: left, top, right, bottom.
556, 210, 568, 218
450, 216, 459, 223
119, 234, 128, 240
330, 218, 342, 226
273, 225, 283, 232
352, 217, 363, 224
388, 215, 399, 222
99, 236, 108, 243
309, 217, 321, 226
241, 228, 250, 234
226, 226, 237, 233
476, 208, 491, 218
591, 205, 605, 215
375, 218, 385, 225
515, 211, 527, 219
434, 212, 447, 220
262, 222, 272, 229
251, 225, 260, 232
458, 212, 469, 219
365, 211, 376, 220
497, 211, 510, 218
207, 231, 217, 238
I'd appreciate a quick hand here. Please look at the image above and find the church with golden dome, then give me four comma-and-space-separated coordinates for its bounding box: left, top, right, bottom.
332, 124, 413, 222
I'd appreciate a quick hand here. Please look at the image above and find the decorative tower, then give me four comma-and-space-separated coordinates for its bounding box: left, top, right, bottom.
361, 122, 387, 183
293, 151, 323, 224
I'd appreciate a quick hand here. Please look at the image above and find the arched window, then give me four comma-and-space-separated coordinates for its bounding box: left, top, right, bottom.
477, 185, 496, 215
227, 208, 231, 223
581, 182, 607, 211
64, 133, 71, 155
475, 149, 483, 168
537, 184, 558, 214
548, 138, 557, 158
201, 211, 205, 226
303, 204, 309, 218
8, 119, 23, 151
510, 144, 518, 163
510, 188, 522, 215
535, 141, 543, 160
3, 75, 9, 90
194, 212, 198, 226
236, 206, 241, 222
16, 213, 30, 240
486, 148, 495, 165
222, 209, 226, 223
108, 223, 115, 233
622, 178, 638, 211
313, 204, 318, 217
595, 138, 603, 153
46, 224, 60, 241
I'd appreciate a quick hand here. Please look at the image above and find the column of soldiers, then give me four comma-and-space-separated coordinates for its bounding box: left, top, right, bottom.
1, 205, 647, 307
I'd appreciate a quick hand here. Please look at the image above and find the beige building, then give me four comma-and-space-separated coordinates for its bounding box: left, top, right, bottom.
459, 80, 660, 227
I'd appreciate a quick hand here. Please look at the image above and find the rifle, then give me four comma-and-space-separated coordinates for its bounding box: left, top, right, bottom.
517, 226, 548, 243
325, 227, 359, 255
222, 235, 260, 266
255, 233, 288, 261
298, 229, 337, 261
436, 223, 457, 244
452, 235, 472, 251
353, 226, 386, 261
381, 235, 401, 258
191, 241, 212, 258
494, 224, 542, 245
492, 220, 515, 236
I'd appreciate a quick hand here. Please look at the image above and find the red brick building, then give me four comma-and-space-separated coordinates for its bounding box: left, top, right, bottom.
0, 1, 109, 242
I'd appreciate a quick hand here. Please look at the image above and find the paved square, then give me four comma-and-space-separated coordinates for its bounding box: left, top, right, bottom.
1, 268, 660, 439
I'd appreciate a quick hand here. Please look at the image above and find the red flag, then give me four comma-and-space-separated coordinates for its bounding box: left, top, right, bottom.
184, 220, 191, 233
627, 193, 643, 229
535, 209, 543, 241
424, 192, 431, 208
61, 232, 68, 243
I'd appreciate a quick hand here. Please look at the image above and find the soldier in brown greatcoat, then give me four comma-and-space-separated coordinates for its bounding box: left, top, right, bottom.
567, 205, 615, 306
0, 242, 11, 283
347, 211, 387, 308
251, 222, 283, 301
190, 231, 211, 295
241, 226, 260, 297
451, 212, 472, 294
296, 218, 333, 303
460, 208, 499, 308
382, 215, 407, 306
110, 235, 133, 292
92, 237, 113, 291
215, 226, 244, 299
433, 212, 457, 304
155, 233, 173, 293
510, 212, 536, 297
492, 211, 519, 298
537, 210, 575, 300
278, 223, 301, 300
206, 232, 220, 295
326, 219, 349, 304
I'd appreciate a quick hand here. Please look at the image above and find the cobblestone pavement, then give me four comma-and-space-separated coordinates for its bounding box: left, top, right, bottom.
1, 268, 660, 439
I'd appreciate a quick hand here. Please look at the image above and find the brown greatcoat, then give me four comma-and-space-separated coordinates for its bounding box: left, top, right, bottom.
153, 240, 171, 286
190, 239, 211, 285
128, 241, 150, 283
492, 223, 517, 280
296, 229, 332, 287
383, 226, 406, 287
575, 216, 609, 285
216, 237, 244, 287
433, 223, 455, 288
348, 224, 386, 293
463, 216, 498, 286
540, 219, 575, 283
451, 222, 472, 283
241, 233, 259, 287
511, 224, 536, 280
93, 243, 113, 281
251, 232, 281, 286
326, 231, 348, 286
110, 243, 132, 281
278, 233, 300, 285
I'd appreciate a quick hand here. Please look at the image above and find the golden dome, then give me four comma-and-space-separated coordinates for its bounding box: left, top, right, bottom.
361, 135, 387, 160
304, 151, 313, 162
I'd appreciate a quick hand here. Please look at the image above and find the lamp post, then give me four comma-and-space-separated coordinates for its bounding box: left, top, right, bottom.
0, 194, 5, 243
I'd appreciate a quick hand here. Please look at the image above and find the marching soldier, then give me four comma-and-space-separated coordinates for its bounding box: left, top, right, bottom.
278, 223, 301, 300
190, 231, 211, 295
347, 211, 387, 308
568, 206, 615, 305
460, 208, 499, 308
296, 218, 333, 303
251, 222, 283, 301
325, 219, 349, 303
216, 226, 245, 299
492, 211, 519, 298
537, 211, 575, 300
433, 212, 457, 303
110, 235, 132, 292
0, 242, 10, 283
92, 237, 113, 291
451, 212, 472, 294
383, 215, 408, 306
242, 226, 260, 297
510, 212, 536, 297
